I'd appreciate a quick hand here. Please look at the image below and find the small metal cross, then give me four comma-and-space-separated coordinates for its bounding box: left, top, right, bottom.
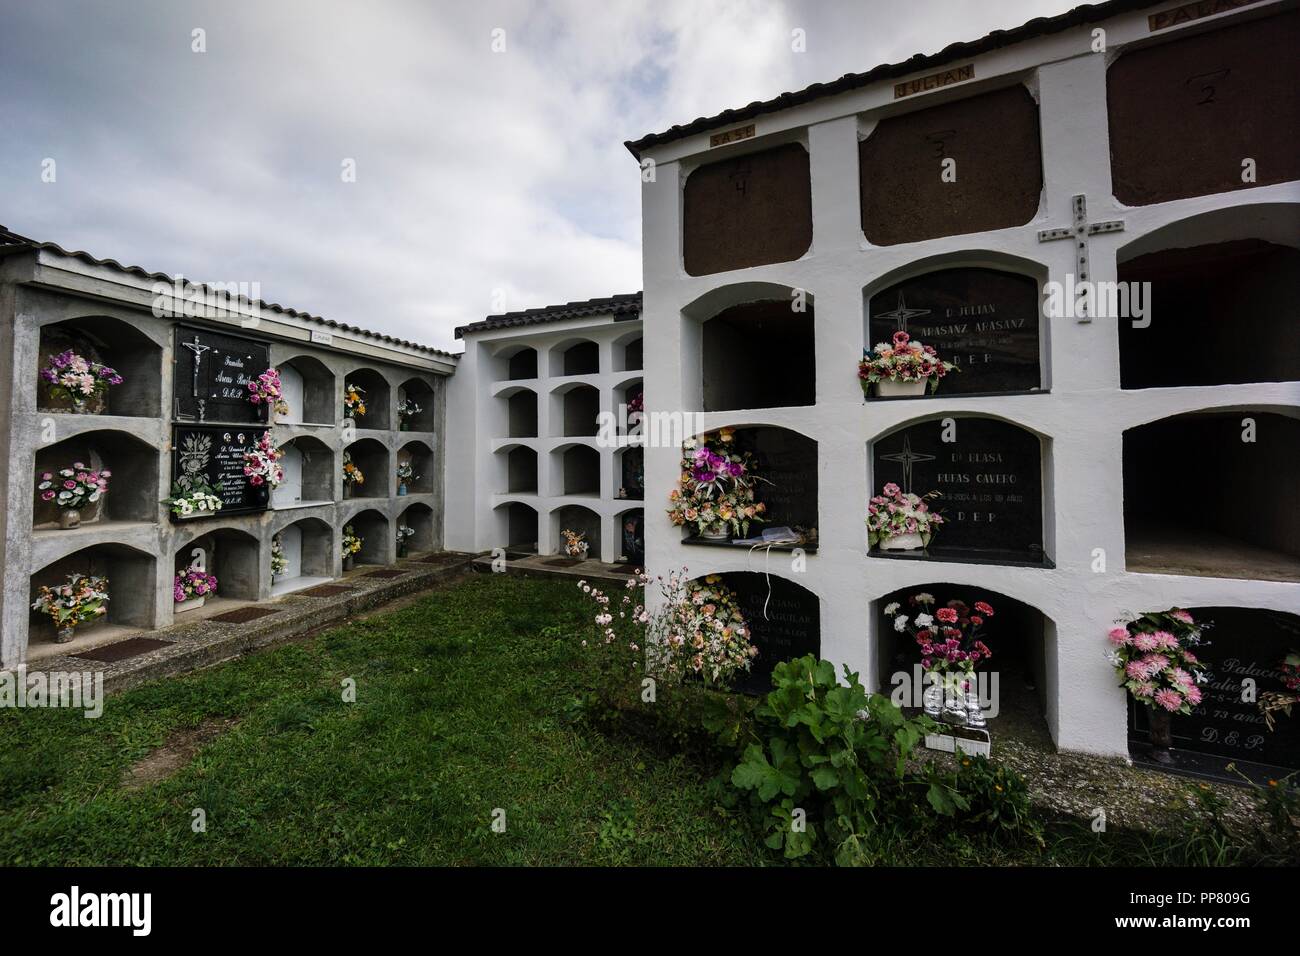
1037, 194, 1125, 322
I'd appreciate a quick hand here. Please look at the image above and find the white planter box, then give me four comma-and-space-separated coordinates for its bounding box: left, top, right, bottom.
875, 379, 928, 398
175, 595, 206, 613
925, 729, 991, 758
879, 532, 924, 551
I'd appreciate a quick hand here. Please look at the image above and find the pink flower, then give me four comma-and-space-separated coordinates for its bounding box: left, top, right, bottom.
1152, 630, 1178, 650
1185, 685, 1203, 705
882, 482, 900, 497
1107, 626, 1131, 646
1132, 682, 1155, 698
1170, 609, 1194, 624
1154, 688, 1183, 712
1133, 632, 1158, 652
1125, 660, 1151, 681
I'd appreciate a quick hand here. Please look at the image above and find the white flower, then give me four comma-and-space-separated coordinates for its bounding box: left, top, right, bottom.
894, 615, 908, 632
883, 602, 900, 616
915, 613, 934, 628
1104, 651, 1123, 667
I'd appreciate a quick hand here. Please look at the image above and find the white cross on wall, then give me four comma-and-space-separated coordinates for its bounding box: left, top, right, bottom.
1037, 194, 1125, 322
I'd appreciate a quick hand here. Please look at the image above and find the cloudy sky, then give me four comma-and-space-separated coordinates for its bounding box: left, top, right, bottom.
0, 0, 1078, 352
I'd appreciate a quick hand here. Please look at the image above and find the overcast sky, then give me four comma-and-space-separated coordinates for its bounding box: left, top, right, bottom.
0, 0, 1079, 352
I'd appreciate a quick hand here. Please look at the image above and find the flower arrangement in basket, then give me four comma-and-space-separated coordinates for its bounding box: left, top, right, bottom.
40, 349, 123, 411
38, 463, 111, 529
242, 432, 285, 490
859, 330, 956, 397
577, 568, 757, 690
666, 429, 766, 540
344, 382, 367, 419
560, 528, 589, 559
165, 479, 223, 519
271, 533, 289, 580
248, 367, 289, 417
174, 567, 218, 609
32, 574, 109, 643
342, 451, 365, 490
888, 592, 994, 726
396, 460, 417, 494
866, 482, 944, 551
397, 397, 421, 429
1106, 607, 1211, 762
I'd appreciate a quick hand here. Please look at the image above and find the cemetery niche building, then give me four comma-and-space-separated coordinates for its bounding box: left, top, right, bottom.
0, 226, 453, 668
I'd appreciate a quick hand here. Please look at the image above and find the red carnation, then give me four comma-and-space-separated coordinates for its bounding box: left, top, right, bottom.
935, 607, 959, 624
974, 601, 994, 616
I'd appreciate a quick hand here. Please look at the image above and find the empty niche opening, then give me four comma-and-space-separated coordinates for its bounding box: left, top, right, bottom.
36, 316, 162, 417
28, 544, 156, 650
506, 346, 539, 381
397, 502, 435, 552
174, 527, 260, 603
506, 446, 538, 494
712, 571, 820, 695
397, 377, 437, 431
551, 339, 600, 377
1118, 239, 1299, 389
344, 368, 391, 430
506, 388, 538, 438
1124, 410, 1300, 582
553, 505, 600, 560
618, 335, 643, 372
278, 355, 335, 425
397, 440, 434, 494
702, 301, 815, 411
349, 509, 390, 565
874, 585, 1057, 748
344, 438, 389, 499
273, 518, 332, 585
33, 430, 159, 528
560, 444, 600, 496
501, 502, 538, 553
272, 436, 333, 508
556, 384, 600, 437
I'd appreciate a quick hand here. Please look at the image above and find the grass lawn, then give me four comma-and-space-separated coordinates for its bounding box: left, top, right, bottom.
0, 575, 1286, 866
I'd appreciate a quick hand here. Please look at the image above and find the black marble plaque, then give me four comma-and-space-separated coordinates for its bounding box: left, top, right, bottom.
873, 418, 1043, 559
173, 326, 271, 424
725, 572, 821, 695
740, 428, 818, 532
171, 425, 272, 517
1130, 607, 1300, 775
868, 268, 1041, 395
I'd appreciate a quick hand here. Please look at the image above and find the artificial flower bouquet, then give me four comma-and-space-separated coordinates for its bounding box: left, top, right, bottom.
665, 428, 767, 540
397, 397, 421, 428
1106, 608, 1210, 716
248, 367, 289, 417
344, 383, 367, 419
866, 482, 944, 551
1260, 651, 1300, 729
40, 349, 123, 410
858, 330, 956, 397
342, 525, 362, 557
396, 524, 415, 555
342, 451, 365, 487
38, 463, 111, 511
271, 534, 289, 578
32, 574, 110, 637
174, 567, 218, 604
887, 592, 995, 675
165, 480, 223, 519
561, 528, 589, 558
396, 461, 417, 485
242, 432, 285, 490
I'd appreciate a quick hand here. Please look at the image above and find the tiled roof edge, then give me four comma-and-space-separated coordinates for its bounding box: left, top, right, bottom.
455, 291, 643, 339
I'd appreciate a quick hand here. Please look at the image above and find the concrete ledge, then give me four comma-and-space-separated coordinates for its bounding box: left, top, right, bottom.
23, 551, 476, 696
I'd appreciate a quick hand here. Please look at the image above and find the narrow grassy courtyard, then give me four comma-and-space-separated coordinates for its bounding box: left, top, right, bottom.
0, 575, 1289, 866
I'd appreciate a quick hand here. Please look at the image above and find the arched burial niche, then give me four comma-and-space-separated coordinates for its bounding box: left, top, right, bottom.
174, 526, 260, 607
614, 507, 644, 566
497, 344, 538, 382
550, 338, 599, 377
348, 508, 390, 565
397, 502, 435, 553
865, 264, 1044, 397
709, 572, 820, 695
1126, 607, 1300, 783
272, 436, 333, 509
505, 445, 538, 494
616, 334, 642, 372
679, 425, 818, 548
344, 368, 391, 430
1117, 238, 1299, 389
615, 445, 643, 500
396, 440, 434, 494
559, 444, 600, 497
397, 377, 437, 431
497, 502, 538, 554
553, 383, 600, 437
683, 141, 812, 277
504, 387, 538, 438
874, 586, 1057, 747
552, 504, 600, 561
278, 356, 335, 424
1124, 410, 1300, 582
33, 431, 159, 528
270, 518, 332, 595
870, 416, 1049, 567
343, 438, 389, 499
28, 544, 155, 655
36, 316, 162, 417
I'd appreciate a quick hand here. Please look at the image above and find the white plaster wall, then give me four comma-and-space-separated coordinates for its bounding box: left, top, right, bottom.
637, 3, 1300, 759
